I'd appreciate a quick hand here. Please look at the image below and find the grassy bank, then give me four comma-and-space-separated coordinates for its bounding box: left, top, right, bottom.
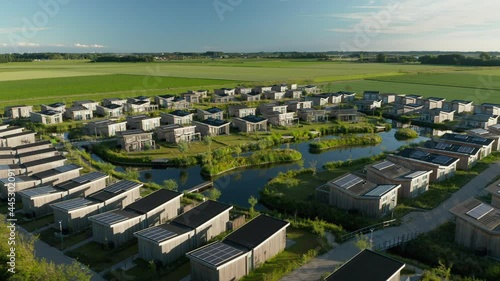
394, 128, 419, 140
309, 134, 382, 151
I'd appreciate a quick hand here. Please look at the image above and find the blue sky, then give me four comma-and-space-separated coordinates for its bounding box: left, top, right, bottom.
1, 0, 499, 53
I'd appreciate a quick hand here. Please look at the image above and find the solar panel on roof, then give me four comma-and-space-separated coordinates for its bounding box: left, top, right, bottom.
435, 143, 451, 150
458, 146, 475, 154
472, 137, 487, 143
104, 180, 139, 193
405, 171, 427, 178
334, 174, 364, 189
52, 198, 94, 211
466, 203, 494, 220
455, 135, 468, 139
93, 212, 128, 225
136, 226, 177, 243
372, 161, 394, 170
410, 151, 429, 159
433, 155, 454, 165
54, 164, 79, 173
73, 172, 105, 184
190, 242, 245, 266
364, 185, 396, 197
20, 186, 58, 197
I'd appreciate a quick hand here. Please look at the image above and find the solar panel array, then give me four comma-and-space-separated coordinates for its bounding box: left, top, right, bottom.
334, 174, 364, 189
435, 143, 452, 150
455, 135, 468, 140
105, 180, 139, 194
466, 203, 494, 220
55, 164, 79, 173
410, 150, 429, 159
136, 226, 177, 243
93, 211, 128, 225
458, 146, 475, 154
372, 161, 394, 170
73, 172, 105, 184
190, 242, 245, 267
364, 185, 396, 197
404, 171, 427, 179
472, 137, 487, 143
52, 198, 94, 211
432, 155, 454, 165
21, 186, 58, 197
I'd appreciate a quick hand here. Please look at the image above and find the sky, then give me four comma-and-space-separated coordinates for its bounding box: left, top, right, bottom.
0, 0, 499, 53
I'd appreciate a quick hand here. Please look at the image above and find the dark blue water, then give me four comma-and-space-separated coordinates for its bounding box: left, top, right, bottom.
130, 128, 429, 207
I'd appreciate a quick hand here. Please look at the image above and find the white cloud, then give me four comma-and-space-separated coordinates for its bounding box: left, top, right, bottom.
16, 42, 40, 47
0, 27, 48, 34
74, 43, 105, 48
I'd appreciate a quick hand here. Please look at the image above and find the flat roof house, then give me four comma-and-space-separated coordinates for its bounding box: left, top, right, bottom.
51, 180, 142, 232
463, 114, 499, 130
73, 100, 99, 111
193, 118, 231, 137
395, 94, 423, 105
240, 92, 261, 102
30, 164, 82, 186
14, 140, 52, 154
386, 148, 459, 182
228, 105, 256, 118
252, 86, 272, 94
0, 131, 36, 148
30, 110, 63, 124
187, 215, 290, 281
125, 100, 158, 113
235, 87, 252, 95
0, 126, 24, 139
65, 106, 93, 121
366, 160, 432, 198
475, 103, 500, 116
263, 91, 285, 100
337, 91, 357, 102
214, 88, 236, 96
188, 90, 208, 98
328, 107, 359, 123
19, 172, 108, 217
197, 108, 224, 121
445, 100, 474, 113
436, 133, 494, 159
135, 200, 232, 265
183, 92, 201, 104
285, 90, 302, 99
126, 114, 161, 131
391, 103, 423, 115
419, 141, 480, 170
16, 147, 58, 164
23, 154, 67, 175
363, 90, 380, 101
302, 85, 319, 94
449, 198, 500, 259
155, 125, 200, 144
85, 120, 127, 137
258, 103, 287, 115
116, 130, 155, 152
272, 84, 288, 92
307, 94, 331, 107
0, 176, 40, 200
423, 97, 446, 110
324, 249, 405, 281
298, 109, 327, 123
4, 105, 33, 119
161, 110, 194, 125
316, 173, 400, 218
420, 109, 455, 124
41, 102, 66, 113
213, 93, 236, 103
96, 104, 123, 118
263, 111, 295, 127
102, 98, 127, 107
232, 115, 268, 133
89, 189, 183, 247
355, 100, 382, 111
467, 128, 500, 151
285, 100, 312, 113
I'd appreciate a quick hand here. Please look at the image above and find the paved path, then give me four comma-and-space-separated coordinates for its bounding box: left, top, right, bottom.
62, 237, 93, 254
281, 162, 500, 281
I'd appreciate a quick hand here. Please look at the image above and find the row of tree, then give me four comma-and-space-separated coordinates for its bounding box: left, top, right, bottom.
419, 53, 500, 66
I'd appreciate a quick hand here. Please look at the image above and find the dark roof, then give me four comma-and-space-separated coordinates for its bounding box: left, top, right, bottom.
224, 215, 289, 250
125, 189, 182, 214
88, 180, 142, 202
481, 103, 500, 107
199, 118, 230, 127
452, 100, 473, 104
67, 106, 89, 111
396, 148, 458, 167
158, 94, 175, 99
48, 102, 65, 107
440, 133, 494, 146
241, 115, 267, 123
0, 126, 22, 134
1, 131, 36, 139
132, 100, 149, 105
422, 141, 480, 155
172, 200, 232, 229
31, 164, 81, 180
206, 107, 223, 113
117, 129, 152, 136
38, 110, 62, 116
170, 110, 192, 117
363, 91, 380, 94
325, 250, 404, 281
21, 155, 65, 168
426, 97, 445, 101
15, 140, 51, 150
55, 172, 107, 191
103, 104, 122, 109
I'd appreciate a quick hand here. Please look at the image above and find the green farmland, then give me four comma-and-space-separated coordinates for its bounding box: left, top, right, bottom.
0, 59, 500, 110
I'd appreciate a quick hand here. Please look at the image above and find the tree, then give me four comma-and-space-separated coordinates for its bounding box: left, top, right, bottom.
162, 179, 178, 191
479, 52, 491, 61
376, 53, 387, 63
99, 162, 116, 180
233, 146, 242, 157
248, 195, 258, 218
178, 141, 188, 154
203, 136, 213, 151
122, 167, 139, 181
206, 188, 222, 201
309, 160, 318, 176
354, 233, 371, 250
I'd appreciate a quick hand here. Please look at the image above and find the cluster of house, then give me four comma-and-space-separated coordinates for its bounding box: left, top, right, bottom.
449, 178, 500, 259
316, 132, 498, 218
361, 91, 500, 128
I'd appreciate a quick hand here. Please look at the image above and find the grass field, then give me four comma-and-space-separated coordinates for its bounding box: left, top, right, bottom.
1, 59, 499, 109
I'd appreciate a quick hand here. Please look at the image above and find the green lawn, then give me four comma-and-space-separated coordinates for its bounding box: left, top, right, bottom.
19, 215, 54, 232
38, 228, 92, 251
66, 241, 138, 273
108, 258, 191, 281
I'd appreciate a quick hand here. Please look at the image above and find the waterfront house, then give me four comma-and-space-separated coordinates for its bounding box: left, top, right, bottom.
161, 110, 194, 125
155, 125, 200, 144
298, 109, 327, 123
475, 103, 500, 116
193, 118, 231, 137
420, 109, 455, 123
467, 128, 500, 151
0, 131, 36, 148
4, 105, 33, 119
126, 115, 161, 131
41, 102, 66, 113
197, 107, 224, 121
436, 133, 494, 159
214, 88, 236, 96
285, 100, 312, 113
232, 115, 268, 133
102, 98, 127, 107
213, 93, 236, 103
65, 106, 93, 121
85, 120, 127, 137
285, 90, 302, 99
241, 92, 261, 102
423, 97, 446, 110
116, 130, 155, 152
30, 110, 63, 124
228, 105, 256, 118
96, 104, 123, 118
73, 100, 99, 111
418, 141, 480, 170
462, 114, 499, 129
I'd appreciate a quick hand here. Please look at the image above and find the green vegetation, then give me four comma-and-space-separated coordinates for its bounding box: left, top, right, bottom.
309, 135, 382, 151
19, 215, 55, 232
389, 222, 499, 281
0, 215, 92, 281
394, 128, 419, 140
38, 229, 92, 251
